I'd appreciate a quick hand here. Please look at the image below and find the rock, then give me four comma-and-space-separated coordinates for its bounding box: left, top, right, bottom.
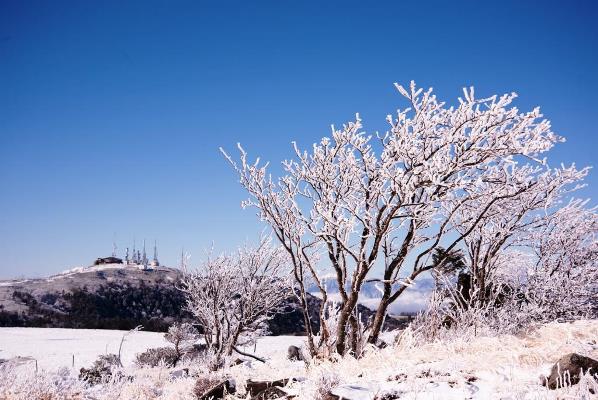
169, 368, 189, 379
544, 353, 598, 389
231, 358, 252, 366
375, 340, 389, 349
287, 345, 304, 361
330, 384, 376, 400
251, 387, 293, 399
194, 378, 236, 399
246, 378, 290, 396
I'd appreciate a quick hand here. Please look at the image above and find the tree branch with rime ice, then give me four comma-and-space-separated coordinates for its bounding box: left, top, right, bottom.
221, 80, 588, 356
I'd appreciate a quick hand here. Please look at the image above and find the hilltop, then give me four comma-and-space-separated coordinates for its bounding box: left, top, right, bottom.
0, 264, 182, 313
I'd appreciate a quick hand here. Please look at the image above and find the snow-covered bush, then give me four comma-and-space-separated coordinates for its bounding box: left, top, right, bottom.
136, 322, 200, 368
525, 200, 598, 321
0, 364, 85, 400
135, 347, 180, 368
411, 196, 597, 342
79, 353, 121, 384
164, 322, 200, 362
180, 236, 291, 369
312, 370, 340, 400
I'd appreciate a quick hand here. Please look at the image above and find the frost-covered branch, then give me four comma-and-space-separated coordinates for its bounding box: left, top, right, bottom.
222, 81, 579, 355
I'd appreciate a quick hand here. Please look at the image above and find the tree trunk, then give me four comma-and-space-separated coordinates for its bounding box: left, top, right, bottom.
335, 295, 358, 355
348, 313, 359, 355
367, 273, 393, 345
368, 295, 389, 345
299, 292, 317, 357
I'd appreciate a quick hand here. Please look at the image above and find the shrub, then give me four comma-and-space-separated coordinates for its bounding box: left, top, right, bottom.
134, 347, 179, 368
164, 322, 199, 360
79, 353, 121, 384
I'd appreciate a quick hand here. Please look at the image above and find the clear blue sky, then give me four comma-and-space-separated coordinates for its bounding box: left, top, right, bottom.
1, 0, 597, 278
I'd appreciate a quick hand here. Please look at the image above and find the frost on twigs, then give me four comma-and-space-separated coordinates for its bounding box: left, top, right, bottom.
222, 80, 592, 357
410, 196, 597, 343
180, 236, 292, 370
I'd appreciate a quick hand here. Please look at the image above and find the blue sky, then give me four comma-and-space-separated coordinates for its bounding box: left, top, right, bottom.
1, 0, 597, 278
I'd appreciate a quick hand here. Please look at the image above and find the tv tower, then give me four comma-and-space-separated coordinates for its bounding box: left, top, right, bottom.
180, 247, 189, 270
111, 232, 118, 257
142, 239, 148, 267
151, 240, 159, 267
132, 239, 137, 264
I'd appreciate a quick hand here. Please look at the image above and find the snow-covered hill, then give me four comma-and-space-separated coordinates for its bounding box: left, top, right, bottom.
0, 265, 183, 314
0, 266, 190, 332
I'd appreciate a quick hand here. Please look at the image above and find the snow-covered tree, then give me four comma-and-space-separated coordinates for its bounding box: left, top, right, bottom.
453, 163, 588, 306
222, 81, 572, 356
525, 200, 598, 320
180, 237, 291, 368
413, 197, 597, 339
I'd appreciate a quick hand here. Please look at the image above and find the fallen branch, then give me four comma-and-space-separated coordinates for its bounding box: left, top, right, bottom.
232, 346, 266, 363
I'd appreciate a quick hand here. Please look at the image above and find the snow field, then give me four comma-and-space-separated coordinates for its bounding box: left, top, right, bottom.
0, 327, 169, 371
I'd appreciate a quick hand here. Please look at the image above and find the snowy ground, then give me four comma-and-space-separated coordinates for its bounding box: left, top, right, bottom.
233, 320, 598, 399
0, 327, 169, 371
1, 322, 597, 399
0, 327, 304, 372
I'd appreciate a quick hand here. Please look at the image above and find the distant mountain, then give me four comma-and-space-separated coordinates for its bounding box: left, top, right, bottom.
308, 276, 435, 315
0, 265, 407, 334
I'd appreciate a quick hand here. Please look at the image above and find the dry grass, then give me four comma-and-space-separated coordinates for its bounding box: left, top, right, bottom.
226, 319, 598, 399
